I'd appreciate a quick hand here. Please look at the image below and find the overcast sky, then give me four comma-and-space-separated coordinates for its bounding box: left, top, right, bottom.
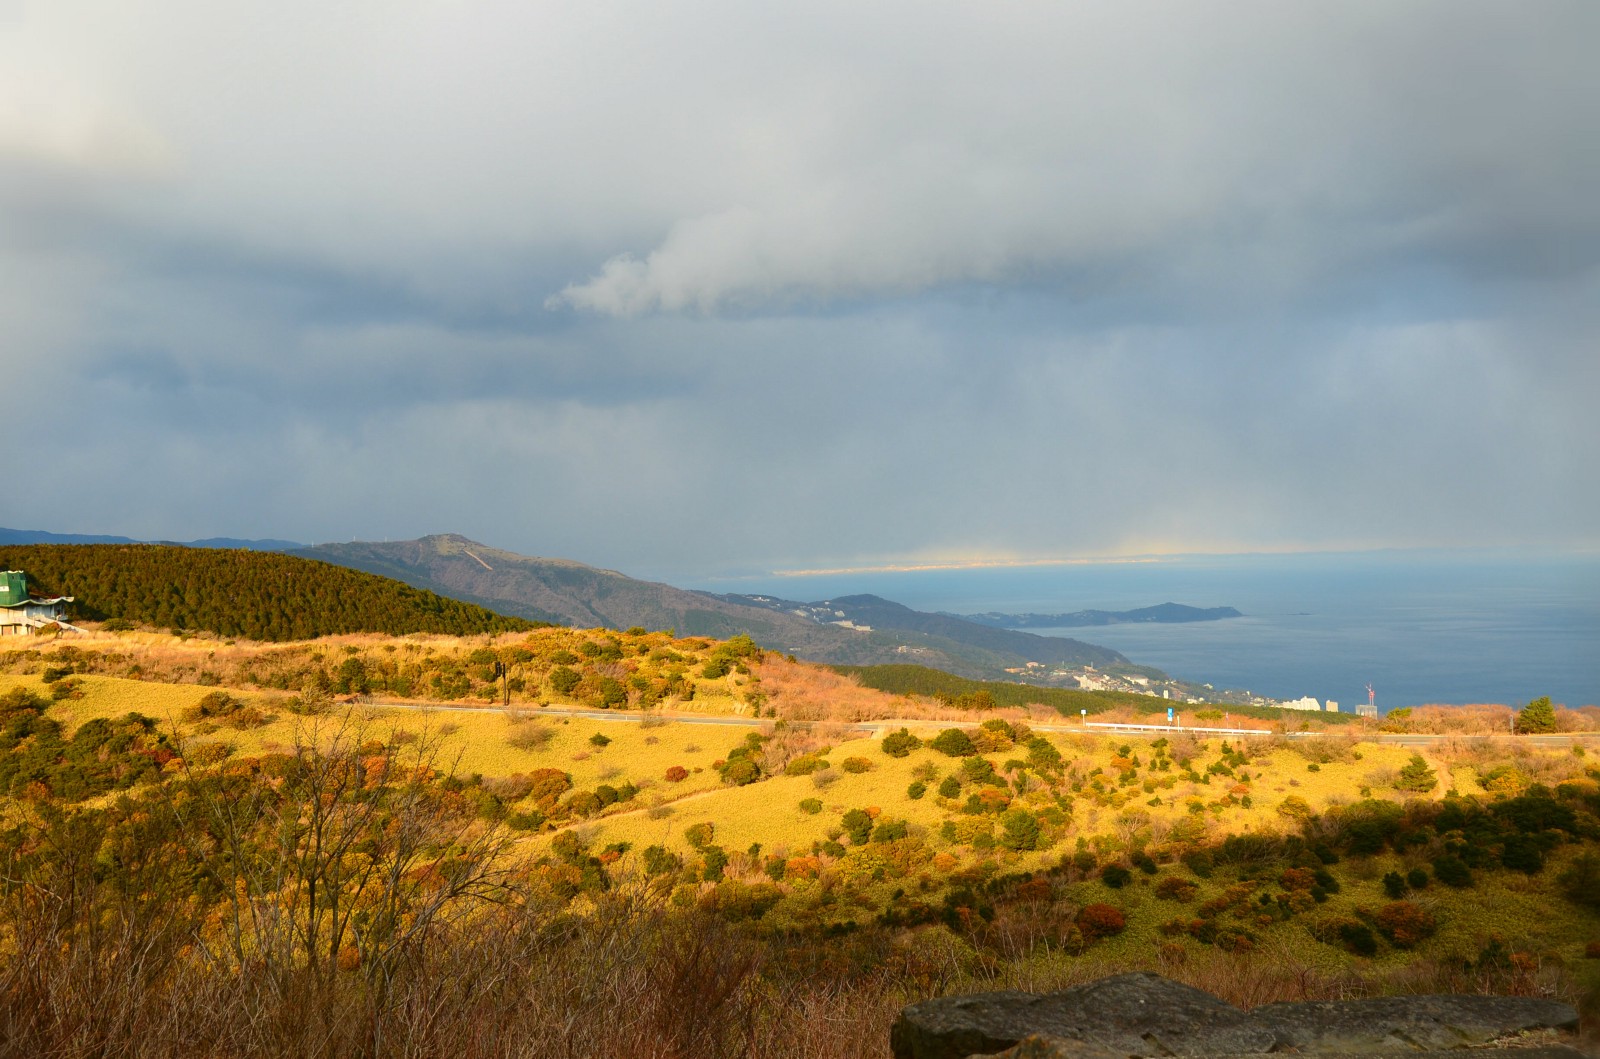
4, 1, 1597, 580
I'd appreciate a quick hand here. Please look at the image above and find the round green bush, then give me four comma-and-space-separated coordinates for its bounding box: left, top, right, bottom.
930, 728, 976, 757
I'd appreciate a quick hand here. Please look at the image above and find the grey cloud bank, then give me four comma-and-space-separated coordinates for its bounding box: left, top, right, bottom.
2, 1, 1596, 579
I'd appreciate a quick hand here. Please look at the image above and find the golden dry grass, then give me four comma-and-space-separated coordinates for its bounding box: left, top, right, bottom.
10, 635, 1596, 900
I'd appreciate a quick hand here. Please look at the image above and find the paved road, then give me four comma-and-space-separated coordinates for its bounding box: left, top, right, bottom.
356, 699, 1597, 745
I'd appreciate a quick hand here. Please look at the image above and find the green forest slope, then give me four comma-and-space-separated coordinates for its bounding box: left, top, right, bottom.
0, 544, 535, 641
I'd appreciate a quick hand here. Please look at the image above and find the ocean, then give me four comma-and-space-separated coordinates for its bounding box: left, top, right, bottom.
688, 551, 1600, 711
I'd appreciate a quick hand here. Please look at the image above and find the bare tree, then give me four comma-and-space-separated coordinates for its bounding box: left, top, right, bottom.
169, 713, 512, 1033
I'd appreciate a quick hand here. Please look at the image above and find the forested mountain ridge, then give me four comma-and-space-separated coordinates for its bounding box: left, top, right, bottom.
0, 544, 533, 640
293, 535, 844, 639
292, 535, 1133, 679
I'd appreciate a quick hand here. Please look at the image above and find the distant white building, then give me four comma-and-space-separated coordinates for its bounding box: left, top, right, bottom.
1325, 700, 1339, 712
1280, 695, 1322, 712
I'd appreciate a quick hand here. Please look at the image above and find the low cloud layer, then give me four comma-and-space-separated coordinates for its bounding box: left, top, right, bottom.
4, 1, 1597, 577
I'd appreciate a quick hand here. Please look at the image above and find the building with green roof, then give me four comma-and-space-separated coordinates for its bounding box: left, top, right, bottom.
0, 570, 76, 635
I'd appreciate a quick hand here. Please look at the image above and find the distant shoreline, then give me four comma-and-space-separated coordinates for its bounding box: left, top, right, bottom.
953, 602, 1243, 629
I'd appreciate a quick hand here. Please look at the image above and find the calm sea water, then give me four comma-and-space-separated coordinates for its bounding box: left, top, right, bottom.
689, 552, 1599, 710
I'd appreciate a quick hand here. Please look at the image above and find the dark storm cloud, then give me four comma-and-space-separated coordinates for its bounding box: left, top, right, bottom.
2, 1, 1596, 573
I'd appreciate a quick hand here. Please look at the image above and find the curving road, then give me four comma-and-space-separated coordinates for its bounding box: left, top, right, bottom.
355, 698, 1596, 745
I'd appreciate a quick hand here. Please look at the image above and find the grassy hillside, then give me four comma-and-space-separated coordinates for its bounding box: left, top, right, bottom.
0, 543, 535, 640
0, 628, 1594, 1058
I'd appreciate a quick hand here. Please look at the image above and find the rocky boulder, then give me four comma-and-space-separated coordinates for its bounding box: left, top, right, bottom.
1252, 995, 1580, 1053
889, 972, 1582, 1059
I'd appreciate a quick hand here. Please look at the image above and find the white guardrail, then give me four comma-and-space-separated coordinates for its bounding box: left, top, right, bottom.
1082, 720, 1285, 737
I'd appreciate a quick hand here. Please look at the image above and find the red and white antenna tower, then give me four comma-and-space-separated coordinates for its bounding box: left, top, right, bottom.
1366, 683, 1375, 710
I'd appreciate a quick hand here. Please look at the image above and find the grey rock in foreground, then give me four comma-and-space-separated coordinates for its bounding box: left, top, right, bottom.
1252, 995, 1580, 1053
980, 1040, 1589, 1059
889, 973, 1277, 1059
889, 972, 1581, 1059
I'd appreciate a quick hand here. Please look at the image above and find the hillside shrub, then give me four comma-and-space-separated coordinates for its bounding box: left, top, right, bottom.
842, 809, 873, 846
1559, 851, 1600, 908
1100, 864, 1132, 889
1375, 901, 1436, 948
962, 757, 1000, 785
700, 845, 728, 882
938, 776, 963, 798
871, 819, 908, 843
664, 765, 688, 782
1026, 736, 1063, 772
641, 844, 681, 876
1277, 795, 1314, 820
1076, 903, 1126, 940
684, 822, 715, 849
1481, 765, 1531, 798
506, 721, 554, 751
999, 808, 1041, 851
798, 798, 823, 814
1500, 834, 1545, 874
841, 757, 873, 774
1432, 854, 1473, 888
181, 691, 243, 722
907, 781, 927, 800
1395, 754, 1438, 793
1155, 876, 1198, 902
964, 789, 1011, 815
548, 667, 581, 695
1339, 921, 1379, 957
930, 729, 976, 757
1515, 696, 1557, 734
517, 768, 570, 807
783, 754, 828, 777
593, 677, 627, 708
881, 728, 921, 758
